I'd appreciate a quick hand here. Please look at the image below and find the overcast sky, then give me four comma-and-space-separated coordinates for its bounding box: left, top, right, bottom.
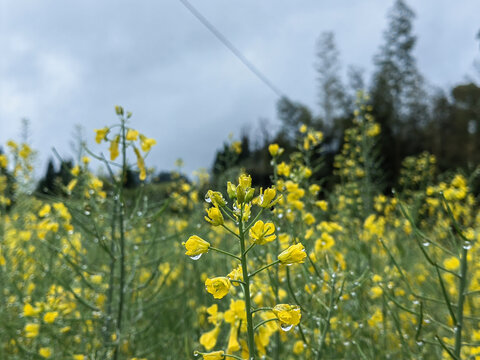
1, 0, 479, 177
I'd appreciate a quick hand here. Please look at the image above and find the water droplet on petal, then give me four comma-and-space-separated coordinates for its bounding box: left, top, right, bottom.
280, 323, 293, 331
189, 254, 202, 260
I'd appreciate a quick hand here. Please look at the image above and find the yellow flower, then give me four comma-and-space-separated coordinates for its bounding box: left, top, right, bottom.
199, 326, 221, 351
0, 154, 7, 168
183, 235, 210, 258
231, 141, 242, 154
205, 190, 226, 207
43, 311, 59, 324
205, 207, 224, 226
273, 304, 301, 328
205, 277, 231, 299
227, 323, 240, 352
126, 129, 139, 141
236, 174, 254, 203
278, 243, 306, 265
249, 220, 276, 245
293, 340, 305, 354
39, 347, 52, 358
299, 124, 307, 133
277, 162, 291, 177
370, 286, 383, 299
444, 257, 460, 271
133, 147, 146, 181
140, 134, 157, 152
73, 355, 86, 360
23, 303, 39, 317
67, 179, 78, 193
25, 323, 40, 338
91, 274, 103, 284
268, 143, 283, 157
227, 265, 243, 286
253, 187, 278, 208
38, 204, 51, 217
19, 144, 32, 159
95, 127, 109, 144
109, 135, 120, 161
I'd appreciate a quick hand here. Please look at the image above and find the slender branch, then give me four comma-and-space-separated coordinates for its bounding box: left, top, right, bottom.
221, 224, 240, 239
253, 318, 278, 331
251, 307, 272, 314
249, 260, 280, 278
210, 246, 241, 261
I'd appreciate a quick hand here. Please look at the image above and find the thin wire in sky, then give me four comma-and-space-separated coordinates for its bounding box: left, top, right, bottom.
177, 0, 285, 98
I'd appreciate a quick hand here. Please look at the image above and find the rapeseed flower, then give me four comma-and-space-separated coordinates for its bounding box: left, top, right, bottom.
94, 127, 109, 144
278, 243, 306, 265
249, 220, 276, 245
273, 304, 301, 328
205, 207, 224, 226
205, 277, 231, 299
183, 235, 210, 258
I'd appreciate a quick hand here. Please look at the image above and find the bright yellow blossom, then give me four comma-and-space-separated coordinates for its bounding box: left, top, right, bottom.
204, 207, 224, 226
140, 134, 157, 152
199, 326, 221, 351
39, 347, 52, 358
95, 127, 109, 143
249, 220, 276, 245
272, 304, 301, 328
205, 277, 231, 299
109, 135, 120, 161
126, 129, 139, 141
25, 323, 40, 337
43, 311, 59, 324
278, 243, 307, 265
183, 235, 210, 258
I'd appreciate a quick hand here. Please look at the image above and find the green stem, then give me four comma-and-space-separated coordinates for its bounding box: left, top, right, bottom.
244, 243, 256, 256
222, 224, 240, 239
245, 208, 264, 232
239, 204, 256, 359
251, 307, 273, 314
254, 318, 278, 331
209, 246, 241, 261
114, 117, 127, 360
453, 247, 468, 358
317, 276, 336, 360
249, 260, 281, 278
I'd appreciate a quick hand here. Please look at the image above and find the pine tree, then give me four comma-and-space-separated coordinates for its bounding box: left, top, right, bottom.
370, 0, 428, 186
316, 31, 346, 129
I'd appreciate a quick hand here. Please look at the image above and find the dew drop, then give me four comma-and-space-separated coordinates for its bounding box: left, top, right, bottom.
280, 323, 293, 331
84, 210, 91, 216
463, 241, 472, 250
416, 340, 424, 346
190, 254, 202, 260
422, 241, 430, 247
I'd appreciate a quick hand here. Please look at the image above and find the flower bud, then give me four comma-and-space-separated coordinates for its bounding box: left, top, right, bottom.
204, 207, 224, 226
115, 105, 124, 116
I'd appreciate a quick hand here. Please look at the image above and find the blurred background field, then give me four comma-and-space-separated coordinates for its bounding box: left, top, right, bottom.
1, 1, 480, 359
